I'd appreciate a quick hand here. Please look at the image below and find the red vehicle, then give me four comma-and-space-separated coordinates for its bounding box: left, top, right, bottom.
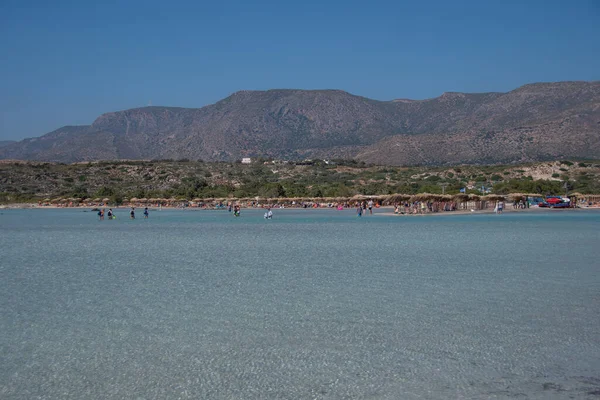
539, 196, 571, 208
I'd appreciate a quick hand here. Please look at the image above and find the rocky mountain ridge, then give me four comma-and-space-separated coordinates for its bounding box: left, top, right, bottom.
1, 81, 598, 165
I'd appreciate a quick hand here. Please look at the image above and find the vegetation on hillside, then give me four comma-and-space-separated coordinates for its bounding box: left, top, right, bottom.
0, 159, 599, 204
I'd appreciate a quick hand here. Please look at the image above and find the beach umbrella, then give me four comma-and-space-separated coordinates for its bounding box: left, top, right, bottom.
93, 198, 101, 202
130, 197, 139, 202
410, 193, 436, 202
385, 194, 411, 203
482, 195, 505, 201
452, 194, 469, 202
468, 194, 481, 201
43, 198, 51, 202
102, 198, 110, 203
508, 193, 525, 200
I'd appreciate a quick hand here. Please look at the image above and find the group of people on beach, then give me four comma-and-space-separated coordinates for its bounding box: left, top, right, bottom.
264, 208, 273, 219
98, 207, 149, 220
494, 200, 504, 214
97, 208, 115, 220
356, 200, 375, 217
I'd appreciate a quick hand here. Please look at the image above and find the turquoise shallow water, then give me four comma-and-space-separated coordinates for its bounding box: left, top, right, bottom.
1, 208, 599, 399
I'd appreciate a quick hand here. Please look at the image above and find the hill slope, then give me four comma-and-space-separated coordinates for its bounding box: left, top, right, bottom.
1, 81, 599, 165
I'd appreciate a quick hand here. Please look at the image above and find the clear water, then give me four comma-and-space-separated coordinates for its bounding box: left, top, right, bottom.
1, 208, 599, 399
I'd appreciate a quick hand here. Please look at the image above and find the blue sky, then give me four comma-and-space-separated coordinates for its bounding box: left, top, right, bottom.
1, 0, 599, 141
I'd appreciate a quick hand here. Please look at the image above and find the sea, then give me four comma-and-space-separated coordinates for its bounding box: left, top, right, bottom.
1, 208, 599, 399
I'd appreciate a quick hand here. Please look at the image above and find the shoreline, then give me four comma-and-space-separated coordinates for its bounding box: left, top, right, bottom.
2, 203, 598, 215
375, 206, 599, 217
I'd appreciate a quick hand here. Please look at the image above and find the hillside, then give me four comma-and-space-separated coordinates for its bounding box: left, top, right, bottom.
1, 81, 599, 165
1, 159, 599, 204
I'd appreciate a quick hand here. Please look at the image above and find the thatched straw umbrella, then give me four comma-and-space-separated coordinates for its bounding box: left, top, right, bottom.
452, 193, 469, 201
410, 193, 437, 202
508, 193, 526, 201
130, 197, 139, 203
93, 198, 101, 202
451, 193, 469, 209
482, 195, 505, 201
385, 194, 411, 203
102, 198, 110, 203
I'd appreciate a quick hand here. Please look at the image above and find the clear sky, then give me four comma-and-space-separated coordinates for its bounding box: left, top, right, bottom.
1, 0, 599, 141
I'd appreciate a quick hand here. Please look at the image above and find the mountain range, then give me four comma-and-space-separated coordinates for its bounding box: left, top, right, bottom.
1, 81, 599, 165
